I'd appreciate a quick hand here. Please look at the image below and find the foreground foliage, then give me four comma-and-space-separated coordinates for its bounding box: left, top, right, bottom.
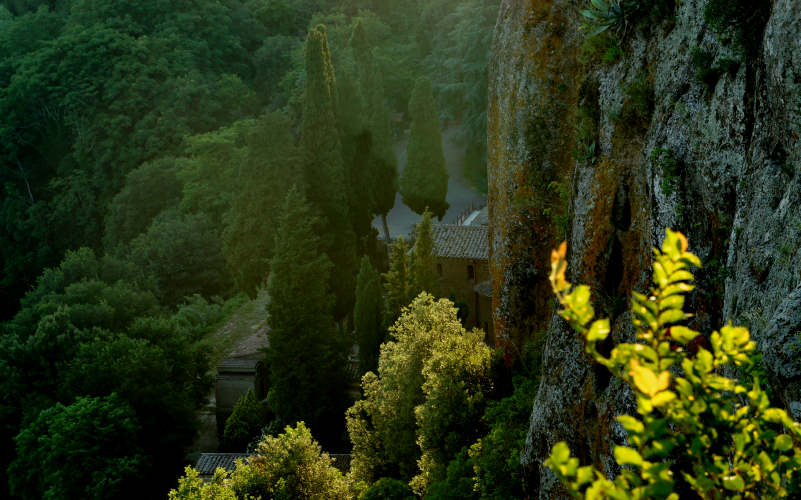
347, 294, 492, 494
546, 230, 801, 499
170, 422, 350, 500
9, 394, 143, 500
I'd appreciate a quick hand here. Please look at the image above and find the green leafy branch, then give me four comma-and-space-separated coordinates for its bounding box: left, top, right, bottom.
546, 229, 801, 499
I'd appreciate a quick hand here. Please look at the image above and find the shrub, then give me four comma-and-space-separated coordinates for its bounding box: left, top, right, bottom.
347, 294, 491, 488
222, 389, 269, 452
545, 229, 801, 498
170, 423, 350, 500
359, 478, 415, 500
579, 0, 676, 37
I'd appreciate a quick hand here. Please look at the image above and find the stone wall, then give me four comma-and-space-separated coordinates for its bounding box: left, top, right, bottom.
436, 256, 493, 338
488, 0, 801, 496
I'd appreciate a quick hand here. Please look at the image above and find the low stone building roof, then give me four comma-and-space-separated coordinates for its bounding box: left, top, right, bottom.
196, 453, 249, 476
431, 225, 489, 260
217, 359, 261, 375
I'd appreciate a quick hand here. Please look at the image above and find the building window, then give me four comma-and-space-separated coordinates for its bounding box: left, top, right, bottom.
467, 265, 474, 280
437, 263, 443, 276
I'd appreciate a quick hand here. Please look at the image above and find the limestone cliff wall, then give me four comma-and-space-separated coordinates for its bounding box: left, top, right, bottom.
487, 1, 801, 496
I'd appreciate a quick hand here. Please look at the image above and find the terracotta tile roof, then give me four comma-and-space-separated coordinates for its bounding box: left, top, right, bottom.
431, 224, 489, 260
196, 453, 249, 476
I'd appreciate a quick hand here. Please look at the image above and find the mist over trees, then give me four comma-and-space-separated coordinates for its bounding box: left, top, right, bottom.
0, 0, 501, 497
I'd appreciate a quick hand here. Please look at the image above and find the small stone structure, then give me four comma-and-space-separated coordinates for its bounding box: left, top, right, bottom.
215, 358, 268, 437
431, 222, 494, 342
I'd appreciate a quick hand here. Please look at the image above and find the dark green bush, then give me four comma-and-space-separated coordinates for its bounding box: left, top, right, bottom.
359, 478, 416, 500
222, 389, 269, 452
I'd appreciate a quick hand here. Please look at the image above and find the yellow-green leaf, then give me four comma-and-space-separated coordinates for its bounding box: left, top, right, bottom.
618, 415, 644, 434
551, 441, 571, 464
614, 446, 643, 467
774, 434, 794, 452
587, 319, 610, 342
629, 360, 670, 397
722, 474, 745, 491
669, 326, 699, 344
651, 390, 676, 407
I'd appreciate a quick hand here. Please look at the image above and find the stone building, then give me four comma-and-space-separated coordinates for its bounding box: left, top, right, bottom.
430, 223, 494, 343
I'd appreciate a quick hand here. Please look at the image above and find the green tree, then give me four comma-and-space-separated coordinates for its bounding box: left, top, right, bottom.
383, 236, 414, 321
300, 24, 358, 321
222, 389, 269, 452
8, 394, 144, 500
354, 255, 385, 374
128, 209, 232, 307
400, 77, 449, 217
546, 230, 801, 499
412, 210, 438, 296
266, 187, 350, 448
0, 249, 212, 498
337, 59, 375, 250
221, 112, 300, 296
170, 422, 351, 500
347, 293, 480, 485
351, 19, 397, 241
411, 326, 492, 495
103, 158, 182, 251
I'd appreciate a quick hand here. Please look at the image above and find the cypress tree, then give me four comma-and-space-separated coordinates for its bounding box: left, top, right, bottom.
383, 236, 414, 321
400, 77, 449, 218
266, 186, 349, 447
353, 255, 385, 374
351, 20, 397, 241
300, 24, 358, 320
412, 210, 438, 296
337, 60, 374, 250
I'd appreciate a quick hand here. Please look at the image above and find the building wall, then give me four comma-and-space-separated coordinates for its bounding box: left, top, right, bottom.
436, 257, 494, 342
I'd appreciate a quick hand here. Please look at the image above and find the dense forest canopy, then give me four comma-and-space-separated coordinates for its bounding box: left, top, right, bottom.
0, 0, 500, 497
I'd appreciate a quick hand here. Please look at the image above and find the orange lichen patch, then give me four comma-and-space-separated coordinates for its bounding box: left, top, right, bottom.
488, 1, 585, 345
580, 157, 618, 285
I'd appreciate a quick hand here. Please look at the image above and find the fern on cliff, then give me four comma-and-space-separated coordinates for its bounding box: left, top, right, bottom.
546, 229, 801, 499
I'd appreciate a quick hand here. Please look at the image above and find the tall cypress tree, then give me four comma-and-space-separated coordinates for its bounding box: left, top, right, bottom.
337, 59, 374, 251
412, 209, 438, 296
383, 236, 414, 321
266, 186, 349, 448
351, 20, 397, 241
400, 77, 449, 218
300, 24, 358, 320
353, 255, 385, 374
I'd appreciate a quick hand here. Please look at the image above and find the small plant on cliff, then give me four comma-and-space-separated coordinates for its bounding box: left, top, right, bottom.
580, 0, 675, 37
545, 229, 801, 499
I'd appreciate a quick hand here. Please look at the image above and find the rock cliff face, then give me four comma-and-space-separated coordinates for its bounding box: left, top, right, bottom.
487, 0, 801, 496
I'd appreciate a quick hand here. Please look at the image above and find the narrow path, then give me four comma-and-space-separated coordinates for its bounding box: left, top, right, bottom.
373, 124, 485, 238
